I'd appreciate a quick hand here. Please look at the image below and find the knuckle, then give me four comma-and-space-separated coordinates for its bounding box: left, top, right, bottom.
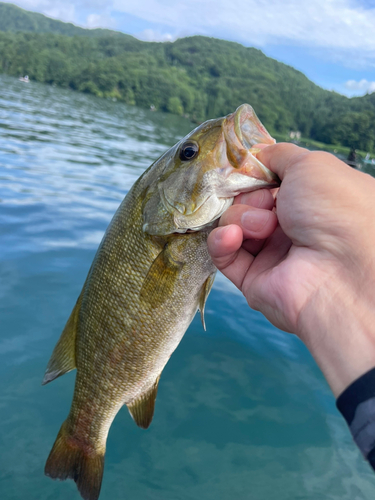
215, 252, 237, 271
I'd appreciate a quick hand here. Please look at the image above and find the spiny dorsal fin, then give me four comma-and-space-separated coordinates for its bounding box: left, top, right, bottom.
199, 272, 216, 331
127, 376, 161, 429
42, 292, 83, 385
140, 244, 183, 308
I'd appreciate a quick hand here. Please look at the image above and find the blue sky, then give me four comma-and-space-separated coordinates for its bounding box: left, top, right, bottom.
5, 0, 375, 96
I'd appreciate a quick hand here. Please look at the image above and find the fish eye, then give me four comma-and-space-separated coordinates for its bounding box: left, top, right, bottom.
179, 141, 199, 161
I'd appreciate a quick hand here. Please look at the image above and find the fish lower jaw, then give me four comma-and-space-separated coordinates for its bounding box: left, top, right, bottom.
170, 222, 216, 234
217, 176, 279, 198
172, 197, 233, 233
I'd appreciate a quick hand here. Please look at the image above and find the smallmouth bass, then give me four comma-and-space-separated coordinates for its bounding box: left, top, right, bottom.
43, 104, 279, 500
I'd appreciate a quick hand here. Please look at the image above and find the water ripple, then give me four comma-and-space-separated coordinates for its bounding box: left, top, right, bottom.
0, 75, 192, 260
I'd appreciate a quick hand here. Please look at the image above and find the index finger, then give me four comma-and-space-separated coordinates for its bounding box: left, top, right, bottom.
257, 143, 309, 180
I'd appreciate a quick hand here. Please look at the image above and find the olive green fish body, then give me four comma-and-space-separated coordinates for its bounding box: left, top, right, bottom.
43, 104, 279, 500
71, 177, 216, 443
62, 159, 216, 437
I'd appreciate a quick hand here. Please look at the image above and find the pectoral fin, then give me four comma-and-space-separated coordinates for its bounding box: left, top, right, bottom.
42, 293, 82, 385
199, 273, 216, 331
127, 376, 161, 429
140, 244, 183, 308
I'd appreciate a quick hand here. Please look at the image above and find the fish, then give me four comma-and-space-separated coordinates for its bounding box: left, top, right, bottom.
42, 103, 279, 500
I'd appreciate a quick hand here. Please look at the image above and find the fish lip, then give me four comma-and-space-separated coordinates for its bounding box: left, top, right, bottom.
249, 159, 281, 186
222, 104, 278, 185
232, 104, 275, 149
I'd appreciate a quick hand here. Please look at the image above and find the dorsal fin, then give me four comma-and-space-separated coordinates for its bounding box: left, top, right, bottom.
199, 272, 216, 331
127, 376, 161, 429
42, 292, 83, 385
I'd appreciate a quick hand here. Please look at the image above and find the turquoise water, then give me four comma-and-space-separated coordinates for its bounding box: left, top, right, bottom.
0, 74, 373, 500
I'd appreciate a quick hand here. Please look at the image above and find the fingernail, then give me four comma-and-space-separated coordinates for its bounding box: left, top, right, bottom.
241, 210, 270, 233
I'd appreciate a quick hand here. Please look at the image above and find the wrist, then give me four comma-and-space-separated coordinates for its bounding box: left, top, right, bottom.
297, 275, 375, 397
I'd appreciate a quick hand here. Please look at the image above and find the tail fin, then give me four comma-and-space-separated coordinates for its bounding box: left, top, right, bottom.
45, 421, 105, 500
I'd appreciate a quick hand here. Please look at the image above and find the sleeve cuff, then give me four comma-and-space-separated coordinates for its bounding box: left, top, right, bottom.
336, 367, 375, 468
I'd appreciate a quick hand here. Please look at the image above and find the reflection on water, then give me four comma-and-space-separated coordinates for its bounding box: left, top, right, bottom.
0, 74, 373, 500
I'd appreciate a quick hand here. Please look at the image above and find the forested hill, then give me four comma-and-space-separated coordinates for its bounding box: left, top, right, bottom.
1, 2, 375, 152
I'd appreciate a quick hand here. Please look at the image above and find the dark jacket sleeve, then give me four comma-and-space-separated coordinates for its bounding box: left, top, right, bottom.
336, 367, 375, 470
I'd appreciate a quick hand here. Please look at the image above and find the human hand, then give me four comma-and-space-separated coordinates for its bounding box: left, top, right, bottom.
208, 143, 375, 395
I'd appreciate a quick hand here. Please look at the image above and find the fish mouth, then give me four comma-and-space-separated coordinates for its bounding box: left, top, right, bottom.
232, 103, 275, 149
161, 187, 232, 233
223, 104, 279, 186
179, 196, 232, 232
159, 104, 280, 233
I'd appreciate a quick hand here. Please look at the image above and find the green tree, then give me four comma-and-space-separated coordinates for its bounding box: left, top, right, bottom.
167, 96, 184, 115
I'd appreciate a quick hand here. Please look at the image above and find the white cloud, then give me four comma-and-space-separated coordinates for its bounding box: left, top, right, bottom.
7, 0, 375, 50
86, 13, 117, 29
111, 0, 375, 51
86, 14, 101, 28
5, 0, 375, 66
43, 4, 77, 24
136, 29, 175, 42
345, 79, 375, 94
5, 0, 79, 24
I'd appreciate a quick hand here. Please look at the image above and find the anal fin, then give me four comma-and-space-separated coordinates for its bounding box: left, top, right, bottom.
127, 376, 161, 429
42, 292, 83, 385
199, 272, 216, 331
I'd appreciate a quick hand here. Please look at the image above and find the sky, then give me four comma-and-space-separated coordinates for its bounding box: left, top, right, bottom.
5, 0, 375, 97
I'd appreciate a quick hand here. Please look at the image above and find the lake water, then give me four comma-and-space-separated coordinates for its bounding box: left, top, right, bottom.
0, 73, 374, 500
